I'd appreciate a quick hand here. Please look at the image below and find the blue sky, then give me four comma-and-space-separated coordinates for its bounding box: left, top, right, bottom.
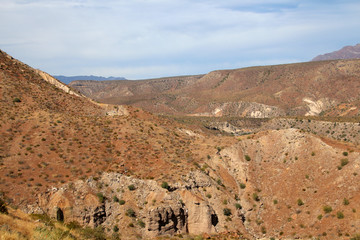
1, 0, 360, 79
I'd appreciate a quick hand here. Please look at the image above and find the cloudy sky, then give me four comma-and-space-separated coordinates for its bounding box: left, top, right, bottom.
1, 0, 360, 79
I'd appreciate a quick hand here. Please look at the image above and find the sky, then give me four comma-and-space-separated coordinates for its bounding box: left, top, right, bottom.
1, 0, 360, 79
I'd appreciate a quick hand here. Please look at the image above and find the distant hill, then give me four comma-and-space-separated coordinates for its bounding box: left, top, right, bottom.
54, 75, 126, 84
312, 43, 360, 61
69, 59, 360, 118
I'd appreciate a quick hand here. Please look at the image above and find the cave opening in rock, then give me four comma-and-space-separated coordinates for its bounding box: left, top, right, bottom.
211, 213, 218, 226
57, 208, 64, 222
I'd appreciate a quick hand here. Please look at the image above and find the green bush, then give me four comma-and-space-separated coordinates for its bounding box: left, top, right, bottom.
137, 220, 145, 228
239, 183, 246, 189
252, 193, 260, 201
0, 198, 8, 214
343, 151, 348, 156
223, 208, 232, 216
341, 158, 349, 167
343, 198, 350, 205
244, 155, 251, 161
96, 192, 105, 203
126, 208, 136, 218
113, 225, 119, 232
337, 211, 344, 219
323, 205, 332, 213
161, 181, 169, 190
128, 184, 136, 191
235, 203, 242, 209
13, 97, 21, 103
66, 221, 81, 229
113, 196, 119, 202
119, 199, 125, 205
297, 199, 304, 206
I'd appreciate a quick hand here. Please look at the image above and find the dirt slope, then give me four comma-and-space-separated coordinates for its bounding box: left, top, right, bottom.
1, 50, 360, 239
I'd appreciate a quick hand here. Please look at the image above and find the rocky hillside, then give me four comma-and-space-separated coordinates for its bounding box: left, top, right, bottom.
69, 59, 360, 118
312, 43, 360, 61
1, 50, 360, 240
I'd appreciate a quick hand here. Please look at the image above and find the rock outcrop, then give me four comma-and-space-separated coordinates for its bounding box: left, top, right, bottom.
147, 205, 188, 236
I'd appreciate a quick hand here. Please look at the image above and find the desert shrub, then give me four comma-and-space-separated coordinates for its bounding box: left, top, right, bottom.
273, 199, 278, 204
343, 151, 348, 156
119, 199, 125, 205
128, 184, 136, 191
96, 192, 105, 203
341, 158, 349, 167
350, 234, 360, 240
252, 193, 260, 201
126, 208, 136, 217
66, 221, 81, 229
161, 181, 169, 190
239, 183, 246, 189
343, 198, 350, 205
113, 196, 119, 202
337, 211, 344, 219
80, 226, 106, 240
223, 208, 232, 216
244, 155, 251, 161
323, 205, 332, 213
206, 193, 212, 199
235, 203, 242, 209
13, 97, 21, 103
297, 199, 304, 206
317, 214, 323, 220
0, 198, 8, 214
113, 225, 119, 232
137, 220, 145, 228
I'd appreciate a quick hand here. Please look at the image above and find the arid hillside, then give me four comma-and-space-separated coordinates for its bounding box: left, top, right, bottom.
312, 43, 360, 61
69, 59, 360, 118
1, 50, 360, 240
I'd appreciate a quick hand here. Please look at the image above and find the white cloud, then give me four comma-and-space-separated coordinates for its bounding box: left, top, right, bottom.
0, 0, 360, 78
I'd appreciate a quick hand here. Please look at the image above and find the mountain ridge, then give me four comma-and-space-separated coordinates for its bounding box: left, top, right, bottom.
54, 75, 127, 84
69, 59, 360, 118
312, 43, 360, 61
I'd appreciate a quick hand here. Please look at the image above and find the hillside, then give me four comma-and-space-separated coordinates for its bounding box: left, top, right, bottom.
1, 50, 360, 239
312, 43, 360, 61
69, 59, 360, 118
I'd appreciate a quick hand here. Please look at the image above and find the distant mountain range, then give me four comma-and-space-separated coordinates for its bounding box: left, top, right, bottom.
312, 43, 360, 61
54, 75, 126, 84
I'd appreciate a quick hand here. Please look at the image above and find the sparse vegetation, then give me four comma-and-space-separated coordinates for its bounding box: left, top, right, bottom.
252, 193, 260, 201
96, 192, 105, 203
223, 208, 232, 216
341, 158, 349, 167
0, 198, 8, 214
323, 205, 333, 214
126, 208, 136, 218
337, 211, 344, 219
161, 181, 170, 190
245, 155, 251, 161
